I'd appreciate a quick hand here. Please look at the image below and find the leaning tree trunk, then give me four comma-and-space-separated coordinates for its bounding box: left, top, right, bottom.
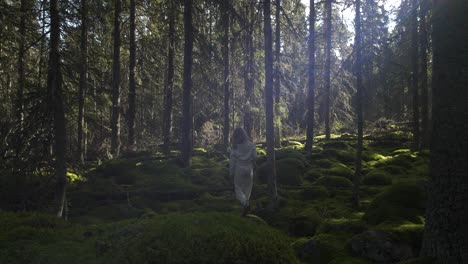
47, 0, 67, 218
420, 0, 468, 262
181, 0, 194, 168
77, 0, 88, 164
419, 0, 429, 150
305, 0, 316, 152
274, 0, 281, 148
324, 0, 332, 140
410, 0, 420, 151
352, 0, 363, 209
264, 0, 278, 202
163, 0, 176, 155
128, 0, 137, 149
111, 0, 122, 157
223, 0, 230, 150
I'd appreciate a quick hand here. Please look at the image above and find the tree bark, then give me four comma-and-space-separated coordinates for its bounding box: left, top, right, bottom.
128, 0, 137, 149
223, 0, 230, 149
181, 0, 194, 167
264, 0, 278, 202
47, 0, 67, 218
77, 0, 88, 164
243, 0, 255, 139
421, 0, 468, 262
305, 0, 316, 152
419, 0, 429, 150
352, 0, 363, 209
163, 0, 175, 155
410, 0, 420, 150
274, 0, 281, 147
324, 0, 332, 140
16, 0, 26, 134
111, 0, 122, 157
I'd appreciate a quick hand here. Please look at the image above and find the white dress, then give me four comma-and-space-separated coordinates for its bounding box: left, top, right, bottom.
229, 142, 257, 207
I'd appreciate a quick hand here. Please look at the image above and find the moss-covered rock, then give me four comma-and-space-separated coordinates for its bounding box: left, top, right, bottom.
304, 169, 324, 182
100, 213, 300, 263
325, 163, 354, 180
323, 141, 350, 150
301, 185, 329, 200
318, 218, 368, 235
397, 257, 434, 264
349, 230, 414, 263
328, 257, 371, 264
288, 209, 322, 237
295, 233, 350, 263
312, 159, 335, 168
378, 165, 407, 176
362, 170, 392, 186
363, 181, 427, 225
321, 149, 356, 163
258, 158, 304, 186
315, 176, 353, 189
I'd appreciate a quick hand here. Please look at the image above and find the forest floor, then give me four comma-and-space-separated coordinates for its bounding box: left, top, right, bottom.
0, 135, 432, 264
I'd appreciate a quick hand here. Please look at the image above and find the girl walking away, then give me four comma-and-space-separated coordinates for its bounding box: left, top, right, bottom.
229, 128, 257, 216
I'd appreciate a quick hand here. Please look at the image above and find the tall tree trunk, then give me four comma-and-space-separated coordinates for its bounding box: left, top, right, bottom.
181, 0, 194, 167
305, 0, 316, 152
419, 0, 429, 150
16, 0, 26, 134
274, 0, 281, 147
77, 0, 88, 164
421, 0, 468, 262
243, 1, 254, 139
352, 0, 363, 209
223, 0, 230, 149
410, 0, 420, 150
47, 0, 67, 218
128, 0, 137, 149
324, 0, 332, 140
163, 0, 175, 155
111, 0, 122, 157
264, 0, 278, 202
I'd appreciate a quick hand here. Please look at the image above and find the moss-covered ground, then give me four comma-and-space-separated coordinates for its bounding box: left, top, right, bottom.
1, 135, 432, 263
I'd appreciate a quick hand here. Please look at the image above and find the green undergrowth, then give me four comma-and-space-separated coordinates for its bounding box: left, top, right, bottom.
3, 133, 431, 263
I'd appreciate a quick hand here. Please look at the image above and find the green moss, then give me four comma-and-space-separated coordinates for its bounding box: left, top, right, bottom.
325, 163, 354, 180
315, 176, 353, 189
304, 169, 324, 182
392, 148, 411, 156
328, 257, 371, 264
408, 164, 429, 178
375, 154, 414, 169
363, 181, 427, 225
362, 151, 388, 162
295, 233, 351, 264
0, 212, 97, 263
318, 218, 368, 235
275, 149, 308, 166
258, 158, 304, 186
379, 165, 407, 176
312, 159, 335, 168
191, 166, 229, 187
397, 257, 434, 264
321, 149, 356, 163
256, 147, 267, 156
100, 212, 300, 263
323, 141, 350, 150
288, 209, 322, 237
301, 185, 329, 200
362, 170, 392, 186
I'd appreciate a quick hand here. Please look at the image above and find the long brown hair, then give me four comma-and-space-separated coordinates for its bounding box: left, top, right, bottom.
232, 127, 250, 148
